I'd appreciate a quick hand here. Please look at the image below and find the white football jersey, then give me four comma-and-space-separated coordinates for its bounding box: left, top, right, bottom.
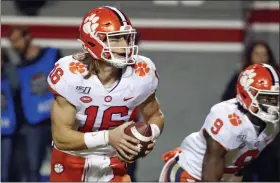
178, 98, 279, 180
47, 54, 159, 157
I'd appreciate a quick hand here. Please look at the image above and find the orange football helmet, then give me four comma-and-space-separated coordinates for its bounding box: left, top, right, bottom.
78, 6, 138, 68
236, 63, 280, 123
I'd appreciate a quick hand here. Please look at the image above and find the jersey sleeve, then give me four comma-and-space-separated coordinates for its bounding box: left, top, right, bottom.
47, 56, 79, 106
140, 55, 159, 95
202, 105, 242, 151
150, 69, 159, 94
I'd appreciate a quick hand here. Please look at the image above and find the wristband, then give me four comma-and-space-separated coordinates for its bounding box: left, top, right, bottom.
84, 130, 109, 149
151, 124, 161, 140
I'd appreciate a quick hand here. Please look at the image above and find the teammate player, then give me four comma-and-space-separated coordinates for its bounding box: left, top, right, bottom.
160, 63, 279, 182
47, 6, 164, 182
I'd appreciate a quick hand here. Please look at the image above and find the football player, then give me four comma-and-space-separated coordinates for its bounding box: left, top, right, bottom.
47, 6, 164, 182
159, 63, 279, 182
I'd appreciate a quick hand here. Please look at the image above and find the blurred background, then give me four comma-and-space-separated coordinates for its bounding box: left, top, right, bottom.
1, 0, 279, 182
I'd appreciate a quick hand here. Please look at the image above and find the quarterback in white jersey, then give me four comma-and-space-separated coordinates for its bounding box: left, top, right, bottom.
160, 63, 279, 182
47, 6, 164, 182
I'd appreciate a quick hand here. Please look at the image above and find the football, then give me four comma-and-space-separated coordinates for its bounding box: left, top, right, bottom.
123, 122, 153, 161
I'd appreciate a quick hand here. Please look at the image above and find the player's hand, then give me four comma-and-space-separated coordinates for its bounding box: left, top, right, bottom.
108, 121, 141, 162
144, 140, 156, 157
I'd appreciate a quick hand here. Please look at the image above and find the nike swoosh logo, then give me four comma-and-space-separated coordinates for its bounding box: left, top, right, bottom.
123, 97, 134, 101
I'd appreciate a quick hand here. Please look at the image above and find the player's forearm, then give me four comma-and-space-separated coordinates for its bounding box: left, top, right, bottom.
147, 111, 164, 139
53, 128, 88, 151
148, 111, 164, 131
53, 128, 109, 151
201, 155, 224, 181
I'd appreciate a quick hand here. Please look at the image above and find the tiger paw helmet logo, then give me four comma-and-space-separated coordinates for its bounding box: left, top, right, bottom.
54, 163, 64, 174
134, 62, 150, 76
240, 69, 256, 89
69, 62, 86, 74
83, 14, 100, 35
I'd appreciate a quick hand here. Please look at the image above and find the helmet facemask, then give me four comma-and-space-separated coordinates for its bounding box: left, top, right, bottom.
246, 87, 280, 124
101, 30, 138, 68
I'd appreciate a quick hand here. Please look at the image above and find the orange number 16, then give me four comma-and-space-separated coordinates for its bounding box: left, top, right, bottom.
211, 119, 223, 135
50, 63, 64, 84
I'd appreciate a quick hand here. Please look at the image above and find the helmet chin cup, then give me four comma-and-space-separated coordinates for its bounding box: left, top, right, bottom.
100, 45, 138, 68
249, 101, 280, 124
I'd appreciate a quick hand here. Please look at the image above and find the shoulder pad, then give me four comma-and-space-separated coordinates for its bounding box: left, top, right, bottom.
202, 102, 244, 151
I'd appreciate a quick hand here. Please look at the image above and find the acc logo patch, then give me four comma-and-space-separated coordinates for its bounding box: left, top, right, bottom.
80, 96, 93, 103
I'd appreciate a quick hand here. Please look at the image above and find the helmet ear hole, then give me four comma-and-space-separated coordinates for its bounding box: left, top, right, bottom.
87, 42, 95, 47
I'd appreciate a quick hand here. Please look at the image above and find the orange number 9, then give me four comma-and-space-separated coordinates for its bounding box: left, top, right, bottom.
50, 64, 64, 84
211, 119, 223, 135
